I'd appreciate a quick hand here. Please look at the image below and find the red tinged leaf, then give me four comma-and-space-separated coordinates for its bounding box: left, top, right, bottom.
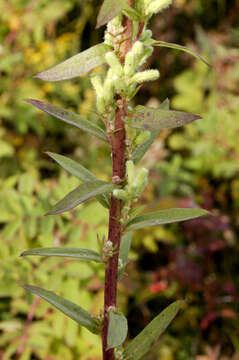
96, 0, 128, 28
128, 106, 202, 131
25, 99, 107, 141
35, 43, 112, 81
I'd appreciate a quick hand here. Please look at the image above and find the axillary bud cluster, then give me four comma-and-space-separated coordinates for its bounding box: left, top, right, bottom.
113, 160, 148, 202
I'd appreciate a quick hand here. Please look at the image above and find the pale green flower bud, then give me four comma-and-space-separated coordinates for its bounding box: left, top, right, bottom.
138, 46, 154, 67
96, 95, 106, 114
126, 160, 136, 185
91, 74, 104, 96
103, 69, 114, 104
105, 52, 123, 75
112, 75, 126, 94
107, 15, 123, 35
130, 69, 160, 84
136, 167, 148, 184
134, 130, 151, 146
146, 0, 173, 15
132, 41, 144, 60
105, 16, 124, 48
135, 167, 148, 196
141, 29, 152, 41
124, 51, 136, 77
104, 33, 114, 46
113, 189, 128, 201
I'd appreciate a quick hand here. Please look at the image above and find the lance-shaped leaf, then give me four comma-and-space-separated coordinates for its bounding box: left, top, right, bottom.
132, 98, 170, 164
21, 285, 100, 334
118, 232, 132, 280
46, 180, 116, 215
25, 99, 107, 142
123, 300, 183, 360
152, 40, 211, 67
20, 247, 103, 263
126, 208, 209, 231
46, 152, 109, 208
35, 43, 112, 81
96, 0, 128, 28
128, 106, 202, 131
107, 312, 128, 349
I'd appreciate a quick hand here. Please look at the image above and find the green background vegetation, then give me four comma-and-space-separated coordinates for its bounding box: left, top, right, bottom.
0, 0, 239, 358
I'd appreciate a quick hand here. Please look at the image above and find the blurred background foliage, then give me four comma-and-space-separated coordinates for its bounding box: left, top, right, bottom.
0, 0, 239, 359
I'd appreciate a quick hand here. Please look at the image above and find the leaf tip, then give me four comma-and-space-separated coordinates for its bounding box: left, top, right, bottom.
95, 21, 101, 29
24, 98, 41, 107
44, 151, 52, 157
23, 98, 33, 105
201, 209, 211, 216
195, 114, 203, 120
19, 283, 28, 290
34, 72, 43, 80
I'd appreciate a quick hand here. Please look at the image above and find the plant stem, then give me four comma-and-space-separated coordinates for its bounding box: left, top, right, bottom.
102, 7, 133, 360
102, 99, 127, 360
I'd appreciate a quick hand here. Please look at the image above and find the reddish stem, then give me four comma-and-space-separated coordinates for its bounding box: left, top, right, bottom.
102, 5, 133, 360
135, 21, 145, 42
102, 99, 127, 360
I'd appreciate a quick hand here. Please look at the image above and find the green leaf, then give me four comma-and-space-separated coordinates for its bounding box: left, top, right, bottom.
46, 180, 116, 215
96, 0, 128, 28
152, 40, 211, 67
122, 5, 141, 21
21, 285, 99, 334
107, 312, 128, 349
20, 247, 103, 263
118, 232, 132, 280
132, 99, 169, 164
46, 152, 109, 208
123, 301, 183, 360
25, 99, 107, 142
35, 43, 112, 81
128, 106, 202, 131
126, 208, 209, 231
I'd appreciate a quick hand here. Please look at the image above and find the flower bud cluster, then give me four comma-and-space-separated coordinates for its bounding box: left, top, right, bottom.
90, 68, 115, 114
102, 240, 114, 261
104, 15, 125, 49
124, 41, 159, 89
102, 41, 159, 99
142, 0, 173, 16
113, 160, 148, 202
